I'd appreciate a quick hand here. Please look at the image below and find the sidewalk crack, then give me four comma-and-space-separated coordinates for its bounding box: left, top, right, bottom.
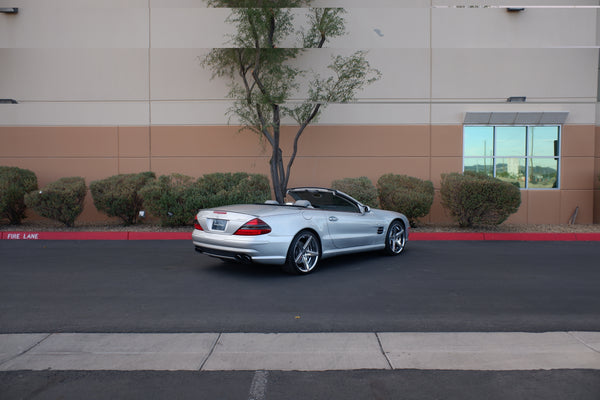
0, 333, 53, 367
375, 332, 393, 370
199, 332, 221, 371
568, 332, 600, 354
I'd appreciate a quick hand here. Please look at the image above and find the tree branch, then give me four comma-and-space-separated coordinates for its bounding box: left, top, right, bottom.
284, 103, 321, 191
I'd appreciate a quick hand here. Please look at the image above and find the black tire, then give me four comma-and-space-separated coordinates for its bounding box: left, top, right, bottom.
282, 230, 321, 274
384, 220, 406, 256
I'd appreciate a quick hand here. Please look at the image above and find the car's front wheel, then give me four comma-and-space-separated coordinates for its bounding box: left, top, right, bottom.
384, 220, 406, 255
283, 230, 321, 274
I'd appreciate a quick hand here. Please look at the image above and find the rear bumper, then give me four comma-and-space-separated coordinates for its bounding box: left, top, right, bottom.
192, 230, 288, 265
194, 245, 253, 263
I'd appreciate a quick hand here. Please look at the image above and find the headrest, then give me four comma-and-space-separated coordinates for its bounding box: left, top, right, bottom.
293, 200, 312, 208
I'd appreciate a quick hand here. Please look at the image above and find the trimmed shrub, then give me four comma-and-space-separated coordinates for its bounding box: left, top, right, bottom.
90, 172, 155, 225
140, 172, 271, 226
0, 166, 38, 225
440, 172, 521, 228
140, 173, 203, 227
331, 176, 379, 207
197, 172, 271, 209
224, 173, 271, 205
25, 177, 87, 227
377, 173, 434, 227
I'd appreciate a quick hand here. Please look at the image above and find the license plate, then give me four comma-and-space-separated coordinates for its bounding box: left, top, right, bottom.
211, 219, 227, 231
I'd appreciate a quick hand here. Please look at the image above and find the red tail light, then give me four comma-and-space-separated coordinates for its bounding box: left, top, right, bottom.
234, 218, 271, 235
194, 217, 203, 231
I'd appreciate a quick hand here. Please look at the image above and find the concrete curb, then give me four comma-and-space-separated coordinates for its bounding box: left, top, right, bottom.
0, 231, 191, 241
1, 231, 600, 241
410, 232, 600, 241
1, 332, 599, 371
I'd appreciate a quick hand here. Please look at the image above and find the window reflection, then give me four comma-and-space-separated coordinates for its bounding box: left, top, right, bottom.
463, 158, 493, 176
495, 158, 525, 188
464, 126, 493, 157
529, 127, 559, 157
495, 127, 526, 157
528, 158, 558, 189
463, 125, 560, 189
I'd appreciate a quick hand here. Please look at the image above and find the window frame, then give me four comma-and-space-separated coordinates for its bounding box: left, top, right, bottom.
463, 125, 561, 190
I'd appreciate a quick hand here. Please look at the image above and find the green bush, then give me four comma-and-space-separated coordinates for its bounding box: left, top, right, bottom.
90, 172, 155, 225
140, 173, 203, 227
197, 172, 271, 209
331, 176, 379, 207
25, 177, 87, 227
440, 172, 521, 228
377, 173, 434, 227
0, 166, 38, 225
140, 172, 271, 226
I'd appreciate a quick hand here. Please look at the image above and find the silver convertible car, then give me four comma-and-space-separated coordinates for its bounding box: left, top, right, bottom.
192, 187, 409, 274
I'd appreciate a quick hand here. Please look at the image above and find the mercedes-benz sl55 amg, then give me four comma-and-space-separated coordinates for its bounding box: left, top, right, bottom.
192, 187, 409, 274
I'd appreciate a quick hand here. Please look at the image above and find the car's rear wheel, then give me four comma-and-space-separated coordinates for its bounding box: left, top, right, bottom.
283, 230, 321, 274
384, 220, 406, 255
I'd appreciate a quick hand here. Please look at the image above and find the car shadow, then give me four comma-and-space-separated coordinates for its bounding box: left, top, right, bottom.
317, 251, 387, 272
202, 257, 290, 279
199, 250, 392, 278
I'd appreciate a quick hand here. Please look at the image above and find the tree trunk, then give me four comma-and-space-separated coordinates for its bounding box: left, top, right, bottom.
270, 148, 286, 204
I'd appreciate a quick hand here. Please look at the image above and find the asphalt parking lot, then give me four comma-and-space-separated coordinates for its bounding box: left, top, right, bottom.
1, 240, 600, 333
1, 239, 599, 399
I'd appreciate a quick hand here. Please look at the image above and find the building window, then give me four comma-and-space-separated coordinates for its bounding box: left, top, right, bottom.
463, 125, 560, 189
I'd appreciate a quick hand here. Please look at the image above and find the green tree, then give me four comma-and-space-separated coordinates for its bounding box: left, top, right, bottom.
202, 1, 380, 203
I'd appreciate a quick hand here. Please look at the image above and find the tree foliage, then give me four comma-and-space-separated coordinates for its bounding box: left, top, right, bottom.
202, 1, 380, 202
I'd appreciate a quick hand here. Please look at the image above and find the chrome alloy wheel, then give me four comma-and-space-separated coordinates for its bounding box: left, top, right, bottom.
286, 231, 320, 274
385, 221, 406, 255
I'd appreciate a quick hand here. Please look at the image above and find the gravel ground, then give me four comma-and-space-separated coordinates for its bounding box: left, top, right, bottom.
2, 220, 599, 233
412, 223, 600, 233
0, 220, 193, 232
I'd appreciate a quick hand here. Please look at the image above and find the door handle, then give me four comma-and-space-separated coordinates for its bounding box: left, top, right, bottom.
329, 216, 338, 222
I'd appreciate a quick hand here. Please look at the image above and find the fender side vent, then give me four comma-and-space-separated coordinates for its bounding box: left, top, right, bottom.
377, 226, 384, 234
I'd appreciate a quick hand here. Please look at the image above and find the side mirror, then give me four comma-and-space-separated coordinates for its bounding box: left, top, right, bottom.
363, 205, 371, 214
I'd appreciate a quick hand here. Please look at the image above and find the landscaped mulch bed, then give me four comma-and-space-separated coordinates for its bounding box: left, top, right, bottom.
2, 220, 599, 233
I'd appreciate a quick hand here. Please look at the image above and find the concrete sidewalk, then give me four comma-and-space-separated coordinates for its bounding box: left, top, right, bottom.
1, 332, 599, 371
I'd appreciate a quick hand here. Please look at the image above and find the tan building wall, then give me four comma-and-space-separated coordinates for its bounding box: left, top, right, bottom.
0, 123, 596, 225
1, 2, 599, 225
595, 126, 600, 224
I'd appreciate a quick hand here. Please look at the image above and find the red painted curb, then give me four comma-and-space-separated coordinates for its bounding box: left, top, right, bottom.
483, 233, 578, 241
1, 231, 599, 241
410, 232, 485, 241
1, 231, 128, 240
575, 233, 600, 241
128, 232, 191, 240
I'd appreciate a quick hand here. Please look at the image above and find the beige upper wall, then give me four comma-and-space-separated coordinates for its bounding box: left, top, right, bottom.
433, 7, 596, 48
0, 49, 149, 101
432, 48, 597, 101
0, 2, 598, 126
4, 2, 593, 49
0, 6, 149, 48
